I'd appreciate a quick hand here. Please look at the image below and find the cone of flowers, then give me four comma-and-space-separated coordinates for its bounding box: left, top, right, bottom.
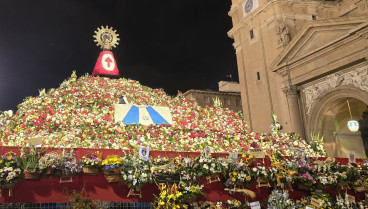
80, 151, 102, 175
0, 152, 22, 196
101, 155, 122, 183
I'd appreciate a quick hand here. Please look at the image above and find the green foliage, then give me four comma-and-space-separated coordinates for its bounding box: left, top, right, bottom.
66, 190, 102, 209
310, 132, 326, 157
18, 146, 43, 172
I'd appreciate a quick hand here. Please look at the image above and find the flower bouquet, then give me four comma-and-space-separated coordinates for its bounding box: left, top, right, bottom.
251, 165, 273, 188
192, 154, 224, 183
267, 189, 296, 209
19, 146, 44, 180
151, 155, 180, 184
121, 154, 152, 196
177, 182, 204, 204
180, 156, 200, 184
154, 184, 185, 209
332, 163, 359, 190
0, 152, 22, 196
80, 152, 102, 175
56, 149, 82, 182
101, 155, 122, 183
39, 152, 62, 175
223, 157, 252, 189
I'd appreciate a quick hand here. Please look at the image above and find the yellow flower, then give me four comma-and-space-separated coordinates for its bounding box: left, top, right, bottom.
233, 171, 237, 176
246, 176, 251, 181
232, 177, 236, 182
168, 194, 174, 200
160, 191, 167, 198
159, 201, 165, 205
176, 191, 182, 198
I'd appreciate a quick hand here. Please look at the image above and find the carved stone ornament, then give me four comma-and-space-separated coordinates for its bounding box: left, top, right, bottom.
275, 19, 290, 46
303, 65, 368, 114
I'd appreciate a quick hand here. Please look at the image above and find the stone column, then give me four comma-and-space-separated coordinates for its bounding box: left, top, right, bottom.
284, 86, 305, 139
359, 106, 368, 157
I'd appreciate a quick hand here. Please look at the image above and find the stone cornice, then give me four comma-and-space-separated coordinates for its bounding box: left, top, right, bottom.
270, 16, 368, 73
227, 0, 337, 38
183, 89, 241, 97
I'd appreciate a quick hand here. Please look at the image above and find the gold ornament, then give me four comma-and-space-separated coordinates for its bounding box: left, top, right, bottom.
93, 26, 120, 50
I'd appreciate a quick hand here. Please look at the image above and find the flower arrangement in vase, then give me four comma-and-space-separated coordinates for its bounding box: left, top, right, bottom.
223, 156, 252, 189
0, 152, 22, 196
192, 154, 224, 183
154, 184, 184, 208
101, 155, 122, 183
177, 181, 204, 204
121, 153, 152, 196
80, 151, 102, 175
39, 152, 62, 175
151, 155, 181, 184
56, 149, 82, 182
19, 146, 44, 180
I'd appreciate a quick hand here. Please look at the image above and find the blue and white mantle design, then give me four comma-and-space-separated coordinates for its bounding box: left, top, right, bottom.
114, 104, 173, 126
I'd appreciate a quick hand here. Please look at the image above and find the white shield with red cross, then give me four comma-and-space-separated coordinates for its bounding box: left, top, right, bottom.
92, 51, 120, 77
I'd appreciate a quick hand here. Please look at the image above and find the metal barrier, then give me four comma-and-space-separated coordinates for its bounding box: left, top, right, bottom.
0, 202, 153, 209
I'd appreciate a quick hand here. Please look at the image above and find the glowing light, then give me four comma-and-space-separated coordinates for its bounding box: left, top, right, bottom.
347, 120, 359, 132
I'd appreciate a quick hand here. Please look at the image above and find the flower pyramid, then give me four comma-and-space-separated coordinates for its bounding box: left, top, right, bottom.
0, 73, 317, 156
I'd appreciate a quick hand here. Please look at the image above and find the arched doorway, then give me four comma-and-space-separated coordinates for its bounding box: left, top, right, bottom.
309, 87, 368, 158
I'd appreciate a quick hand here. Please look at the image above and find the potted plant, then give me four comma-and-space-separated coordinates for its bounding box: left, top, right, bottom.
80, 152, 102, 175
39, 152, 62, 175
101, 155, 122, 183
0, 152, 22, 196
19, 146, 43, 180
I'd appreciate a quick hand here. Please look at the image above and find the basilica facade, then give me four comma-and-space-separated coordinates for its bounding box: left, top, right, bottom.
228, 0, 368, 157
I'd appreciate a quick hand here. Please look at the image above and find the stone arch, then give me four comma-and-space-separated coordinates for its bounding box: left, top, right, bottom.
308, 86, 368, 157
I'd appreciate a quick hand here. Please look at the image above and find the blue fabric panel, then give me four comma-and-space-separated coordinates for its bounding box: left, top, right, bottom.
146, 106, 169, 125
122, 105, 139, 124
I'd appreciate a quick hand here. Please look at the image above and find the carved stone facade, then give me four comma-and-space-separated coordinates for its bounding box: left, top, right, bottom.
275, 20, 290, 46
228, 0, 368, 157
303, 66, 368, 114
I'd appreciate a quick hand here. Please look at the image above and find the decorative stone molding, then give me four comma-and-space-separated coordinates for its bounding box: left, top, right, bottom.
275, 19, 290, 46
303, 65, 368, 114
283, 85, 298, 96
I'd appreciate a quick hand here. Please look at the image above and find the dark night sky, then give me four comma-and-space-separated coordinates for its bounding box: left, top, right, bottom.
0, 0, 238, 111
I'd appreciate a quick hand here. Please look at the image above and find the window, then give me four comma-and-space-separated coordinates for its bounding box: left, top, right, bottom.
224, 98, 231, 106
250, 29, 254, 39
312, 15, 317, 20
257, 72, 260, 80
236, 99, 240, 106
204, 96, 210, 104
